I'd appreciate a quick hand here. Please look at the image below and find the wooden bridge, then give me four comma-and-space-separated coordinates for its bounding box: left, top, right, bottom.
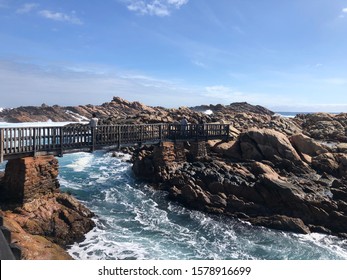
0, 123, 230, 163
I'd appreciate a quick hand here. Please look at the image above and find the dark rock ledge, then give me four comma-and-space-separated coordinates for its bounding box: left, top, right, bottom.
132, 128, 347, 238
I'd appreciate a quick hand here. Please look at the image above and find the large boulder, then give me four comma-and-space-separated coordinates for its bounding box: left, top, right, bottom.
312, 153, 339, 176
290, 134, 328, 157
239, 128, 303, 164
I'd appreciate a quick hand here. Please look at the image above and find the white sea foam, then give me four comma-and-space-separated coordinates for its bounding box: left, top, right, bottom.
0, 121, 77, 128
66, 153, 93, 172
58, 177, 83, 191
67, 224, 148, 260
297, 233, 347, 259
65, 110, 89, 122
204, 109, 213, 115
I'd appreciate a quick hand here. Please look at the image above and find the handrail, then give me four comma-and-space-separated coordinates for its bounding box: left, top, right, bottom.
0, 123, 230, 162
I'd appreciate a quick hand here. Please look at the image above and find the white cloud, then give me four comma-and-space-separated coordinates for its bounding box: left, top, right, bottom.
126, 0, 188, 17
38, 10, 83, 25
0, 59, 205, 108
339, 8, 347, 18
192, 60, 207, 68
16, 3, 38, 14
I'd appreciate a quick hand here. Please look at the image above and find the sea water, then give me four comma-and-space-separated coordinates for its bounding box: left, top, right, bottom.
55, 151, 347, 260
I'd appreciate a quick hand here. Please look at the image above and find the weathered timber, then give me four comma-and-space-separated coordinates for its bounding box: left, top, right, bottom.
0, 123, 230, 162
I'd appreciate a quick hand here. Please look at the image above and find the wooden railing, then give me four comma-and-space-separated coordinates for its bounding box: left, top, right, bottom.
0, 123, 230, 162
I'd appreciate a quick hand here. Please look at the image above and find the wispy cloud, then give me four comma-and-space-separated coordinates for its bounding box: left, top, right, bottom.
192, 60, 207, 69
38, 10, 83, 25
126, 0, 188, 17
16, 3, 38, 14
0, 59, 204, 108
339, 7, 347, 18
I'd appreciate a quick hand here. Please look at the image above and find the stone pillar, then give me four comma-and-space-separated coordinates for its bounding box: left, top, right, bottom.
153, 142, 176, 167
189, 141, 207, 160
1, 156, 60, 204
153, 141, 187, 167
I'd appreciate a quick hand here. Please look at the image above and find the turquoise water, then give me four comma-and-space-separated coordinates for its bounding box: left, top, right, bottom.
55, 151, 347, 260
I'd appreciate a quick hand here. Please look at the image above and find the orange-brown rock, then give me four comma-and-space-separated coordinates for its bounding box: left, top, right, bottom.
1, 156, 59, 204
239, 128, 302, 164
1, 211, 72, 260
0, 155, 95, 259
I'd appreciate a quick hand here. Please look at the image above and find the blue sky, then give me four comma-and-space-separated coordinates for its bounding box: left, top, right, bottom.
0, 0, 347, 111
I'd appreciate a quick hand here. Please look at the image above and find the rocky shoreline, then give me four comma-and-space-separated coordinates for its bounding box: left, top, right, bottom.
132, 127, 347, 237
1, 97, 347, 258
0, 156, 95, 260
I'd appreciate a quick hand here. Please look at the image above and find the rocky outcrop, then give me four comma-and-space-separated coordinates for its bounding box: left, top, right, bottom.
0, 155, 95, 259
295, 113, 347, 142
132, 129, 347, 237
190, 101, 275, 116
1, 212, 72, 260
3, 192, 95, 247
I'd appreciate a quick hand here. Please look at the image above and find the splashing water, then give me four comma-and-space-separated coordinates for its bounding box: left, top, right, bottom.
57, 152, 347, 260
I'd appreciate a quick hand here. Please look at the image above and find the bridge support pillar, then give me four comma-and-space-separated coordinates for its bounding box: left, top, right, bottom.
0, 156, 60, 205
189, 141, 207, 161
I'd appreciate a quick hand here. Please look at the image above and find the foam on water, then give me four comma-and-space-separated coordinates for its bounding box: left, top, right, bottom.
58, 152, 347, 260
0, 121, 79, 128
66, 153, 94, 172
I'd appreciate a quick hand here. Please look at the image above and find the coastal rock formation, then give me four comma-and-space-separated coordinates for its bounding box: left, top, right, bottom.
132, 129, 347, 237
190, 102, 275, 116
3, 192, 95, 247
0, 156, 95, 259
1, 211, 73, 260
295, 113, 347, 142
0, 97, 299, 134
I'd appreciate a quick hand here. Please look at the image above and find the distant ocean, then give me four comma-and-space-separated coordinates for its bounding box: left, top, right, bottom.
276, 112, 309, 118
1, 119, 347, 260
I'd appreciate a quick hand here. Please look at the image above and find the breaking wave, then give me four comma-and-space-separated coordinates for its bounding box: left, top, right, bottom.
58, 152, 347, 260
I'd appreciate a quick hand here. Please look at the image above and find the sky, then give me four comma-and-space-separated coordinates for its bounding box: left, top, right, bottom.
1, 0, 347, 111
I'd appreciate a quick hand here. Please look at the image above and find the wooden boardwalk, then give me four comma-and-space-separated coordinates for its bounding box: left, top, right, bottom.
0, 123, 230, 162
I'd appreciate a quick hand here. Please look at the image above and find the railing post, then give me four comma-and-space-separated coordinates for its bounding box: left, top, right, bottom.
59, 127, 64, 156
139, 125, 143, 144
117, 126, 121, 149
159, 124, 163, 142
0, 128, 4, 163
91, 127, 96, 152
226, 124, 230, 141
33, 128, 37, 157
